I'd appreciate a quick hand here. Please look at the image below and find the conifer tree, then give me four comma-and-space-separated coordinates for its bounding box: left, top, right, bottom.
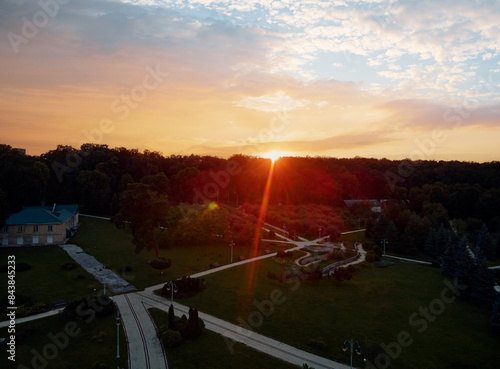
470, 251, 496, 305
424, 228, 437, 258
454, 237, 475, 298
477, 224, 495, 260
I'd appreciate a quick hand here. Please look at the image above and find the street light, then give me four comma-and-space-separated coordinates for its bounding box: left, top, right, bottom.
166, 281, 178, 304
318, 227, 322, 239
229, 240, 235, 263
342, 339, 362, 369
382, 238, 388, 256
116, 310, 120, 359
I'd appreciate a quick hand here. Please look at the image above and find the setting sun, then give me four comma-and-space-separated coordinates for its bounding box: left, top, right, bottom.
262, 151, 283, 164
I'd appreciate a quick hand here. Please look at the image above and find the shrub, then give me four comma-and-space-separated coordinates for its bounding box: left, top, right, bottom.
267, 271, 277, 280
162, 276, 205, 298
347, 264, 359, 274
276, 251, 293, 258
16, 302, 50, 318
365, 252, 380, 263
62, 296, 114, 322
119, 266, 133, 273
308, 338, 326, 351
0, 262, 31, 272
61, 262, 77, 271
333, 267, 353, 282
91, 331, 107, 343
328, 250, 343, 261
149, 257, 171, 270
161, 330, 183, 347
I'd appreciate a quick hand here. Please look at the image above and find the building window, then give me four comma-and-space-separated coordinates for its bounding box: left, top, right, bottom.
34, 225, 39, 232
17, 237, 23, 245
17, 225, 22, 233
48, 225, 53, 232
1, 238, 7, 246
1, 226, 6, 233
33, 236, 39, 244
47, 236, 53, 244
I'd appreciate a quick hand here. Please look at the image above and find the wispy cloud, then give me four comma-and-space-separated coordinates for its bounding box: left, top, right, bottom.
0, 0, 499, 161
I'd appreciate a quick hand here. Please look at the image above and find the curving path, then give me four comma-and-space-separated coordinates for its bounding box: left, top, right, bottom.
2, 226, 367, 369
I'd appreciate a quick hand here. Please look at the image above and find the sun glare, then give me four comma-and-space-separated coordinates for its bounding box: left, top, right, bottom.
263, 151, 282, 164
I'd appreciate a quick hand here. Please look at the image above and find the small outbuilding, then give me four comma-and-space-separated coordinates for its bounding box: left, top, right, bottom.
1, 204, 79, 246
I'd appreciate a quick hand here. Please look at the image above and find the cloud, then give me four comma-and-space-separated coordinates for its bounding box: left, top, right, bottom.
235, 91, 327, 112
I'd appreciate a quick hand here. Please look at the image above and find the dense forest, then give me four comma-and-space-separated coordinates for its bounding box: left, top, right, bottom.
1, 143, 500, 258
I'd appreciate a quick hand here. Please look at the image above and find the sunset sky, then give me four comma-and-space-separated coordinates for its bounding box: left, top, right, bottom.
1, 0, 499, 161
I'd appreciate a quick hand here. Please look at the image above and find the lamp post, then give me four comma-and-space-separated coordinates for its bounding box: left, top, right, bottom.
318, 227, 322, 239
342, 339, 362, 369
229, 240, 235, 263
166, 281, 178, 304
382, 238, 388, 256
116, 310, 120, 359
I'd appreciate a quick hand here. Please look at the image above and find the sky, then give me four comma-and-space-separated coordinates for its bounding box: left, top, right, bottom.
1, 0, 499, 162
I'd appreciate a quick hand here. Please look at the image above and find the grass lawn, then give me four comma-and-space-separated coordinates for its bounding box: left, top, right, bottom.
178, 259, 500, 369
69, 217, 298, 290
148, 307, 299, 369
0, 310, 128, 369
0, 246, 99, 309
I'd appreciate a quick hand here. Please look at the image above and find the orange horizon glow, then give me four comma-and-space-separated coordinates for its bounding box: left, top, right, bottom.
261, 151, 283, 164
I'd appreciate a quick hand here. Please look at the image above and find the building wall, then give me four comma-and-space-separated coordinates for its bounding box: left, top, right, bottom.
0, 215, 78, 246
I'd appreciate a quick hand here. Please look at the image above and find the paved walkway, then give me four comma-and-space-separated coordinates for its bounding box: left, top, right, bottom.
137, 291, 351, 369
2, 226, 367, 369
113, 294, 168, 369
60, 244, 136, 293
0, 308, 65, 328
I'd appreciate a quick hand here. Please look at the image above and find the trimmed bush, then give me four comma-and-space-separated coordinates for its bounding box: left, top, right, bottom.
365, 252, 380, 263
161, 330, 183, 347
149, 257, 172, 270
0, 262, 31, 272
61, 262, 77, 271
308, 337, 326, 351
16, 302, 50, 318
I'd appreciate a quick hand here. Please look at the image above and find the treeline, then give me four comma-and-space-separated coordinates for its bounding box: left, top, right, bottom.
1, 143, 500, 235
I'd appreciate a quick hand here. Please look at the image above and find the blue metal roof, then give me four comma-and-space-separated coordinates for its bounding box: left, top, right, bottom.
6, 205, 78, 225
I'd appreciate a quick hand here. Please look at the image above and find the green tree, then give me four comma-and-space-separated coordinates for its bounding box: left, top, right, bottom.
385, 221, 400, 253
454, 238, 475, 299
469, 257, 496, 305
77, 170, 111, 214
113, 183, 170, 257
400, 226, 417, 255
476, 224, 495, 260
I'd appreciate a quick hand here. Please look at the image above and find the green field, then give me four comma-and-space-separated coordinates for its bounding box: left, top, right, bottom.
0, 309, 128, 369
178, 259, 500, 369
148, 307, 299, 369
0, 245, 98, 309
69, 216, 298, 290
